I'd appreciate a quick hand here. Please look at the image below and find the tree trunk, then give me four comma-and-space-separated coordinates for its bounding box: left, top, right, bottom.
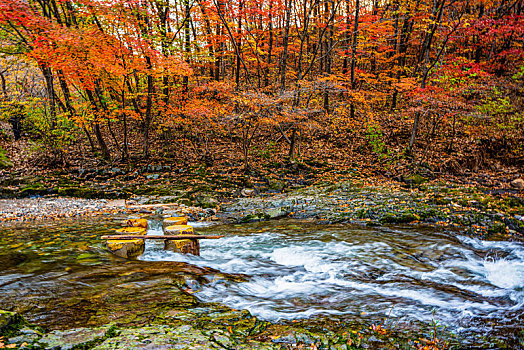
235, 0, 243, 89
85, 89, 110, 160
265, 0, 274, 86
143, 57, 154, 158
350, 0, 360, 119
280, 0, 292, 91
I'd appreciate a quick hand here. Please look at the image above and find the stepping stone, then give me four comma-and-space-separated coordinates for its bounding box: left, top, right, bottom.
123, 218, 148, 229
107, 226, 147, 259
106, 239, 145, 259
163, 217, 188, 231
164, 225, 200, 256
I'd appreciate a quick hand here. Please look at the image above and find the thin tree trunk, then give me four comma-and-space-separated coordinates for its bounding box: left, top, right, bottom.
350, 0, 360, 119
280, 0, 292, 91
265, 0, 274, 86
235, 0, 243, 89
85, 89, 110, 160
143, 56, 154, 158
183, 0, 191, 93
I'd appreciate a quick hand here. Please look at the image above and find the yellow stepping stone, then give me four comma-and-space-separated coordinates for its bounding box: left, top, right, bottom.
163, 217, 188, 231
123, 218, 148, 229
164, 225, 199, 256
115, 227, 146, 235
106, 226, 146, 259
164, 225, 193, 235
106, 239, 145, 259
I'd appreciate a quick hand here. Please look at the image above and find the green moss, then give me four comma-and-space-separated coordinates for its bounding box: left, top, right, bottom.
380, 212, 420, 224
404, 174, 428, 185
488, 222, 506, 235
0, 310, 26, 337
0, 147, 13, 169
20, 183, 47, 196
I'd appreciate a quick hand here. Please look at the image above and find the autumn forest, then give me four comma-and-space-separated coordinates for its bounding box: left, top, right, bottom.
0, 0, 522, 175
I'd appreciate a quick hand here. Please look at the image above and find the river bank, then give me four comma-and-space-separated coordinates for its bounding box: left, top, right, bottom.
1, 171, 522, 240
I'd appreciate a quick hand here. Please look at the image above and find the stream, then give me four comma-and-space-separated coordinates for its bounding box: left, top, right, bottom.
1, 218, 523, 347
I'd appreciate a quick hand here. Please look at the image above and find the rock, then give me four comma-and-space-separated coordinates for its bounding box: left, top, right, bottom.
510, 178, 524, 189
106, 239, 145, 259
115, 227, 146, 235
195, 195, 218, 209
241, 188, 255, 197
37, 325, 114, 350
163, 217, 188, 230
0, 310, 26, 337
92, 325, 213, 350
7, 326, 43, 345
164, 225, 199, 255
204, 208, 216, 216
123, 218, 148, 229
266, 207, 290, 219
108, 225, 147, 258
402, 174, 428, 186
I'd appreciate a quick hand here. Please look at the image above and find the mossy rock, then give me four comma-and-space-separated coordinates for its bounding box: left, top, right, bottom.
36, 325, 116, 349
57, 186, 98, 198
20, 183, 48, 196
106, 239, 145, 259
403, 174, 428, 186
380, 213, 420, 224
487, 222, 507, 235
0, 310, 26, 337
163, 217, 188, 231
239, 213, 267, 223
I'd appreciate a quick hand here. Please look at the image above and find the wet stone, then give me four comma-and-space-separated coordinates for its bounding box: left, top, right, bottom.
92, 325, 214, 350
37, 325, 113, 349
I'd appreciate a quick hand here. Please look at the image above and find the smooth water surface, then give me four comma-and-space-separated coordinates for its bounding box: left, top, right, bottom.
1, 218, 523, 345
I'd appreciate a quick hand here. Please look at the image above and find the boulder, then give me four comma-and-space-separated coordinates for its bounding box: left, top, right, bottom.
510, 178, 524, 190
241, 188, 255, 197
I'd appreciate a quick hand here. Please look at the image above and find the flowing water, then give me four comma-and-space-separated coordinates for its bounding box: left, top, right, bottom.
1, 218, 523, 346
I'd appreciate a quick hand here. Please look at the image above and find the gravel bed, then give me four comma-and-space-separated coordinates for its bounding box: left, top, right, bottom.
0, 197, 128, 222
